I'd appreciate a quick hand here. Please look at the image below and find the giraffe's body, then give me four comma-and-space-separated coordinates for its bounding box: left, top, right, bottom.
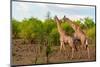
55, 16, 77, 58
63, 16, 90, 59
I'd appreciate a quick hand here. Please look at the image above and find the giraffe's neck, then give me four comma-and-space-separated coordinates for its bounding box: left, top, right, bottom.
56, 21, 65, 35
65, 19, 86, 37
75, 28, 86, 38
66, 19, 84, 34
65, 19, 76, 30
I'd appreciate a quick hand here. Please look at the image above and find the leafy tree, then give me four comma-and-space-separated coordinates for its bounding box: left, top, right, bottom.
12, 19, 20, 38
12, 16, 96, 45
46, 11, 51, 19
46, 44, 52, 63
50, 28, 60, 46
61, 22, 74, 36
75, 20, 85, 29
86, 26, 96, 44
84, 17, 95, 29
18, 17, 43, 43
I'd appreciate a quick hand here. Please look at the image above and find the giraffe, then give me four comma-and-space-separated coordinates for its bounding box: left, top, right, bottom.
54, 16, 77, 59
63, 16, 90, 59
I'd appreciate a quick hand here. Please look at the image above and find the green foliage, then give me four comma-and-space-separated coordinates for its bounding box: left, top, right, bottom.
12, 16, 96, 64
86, 26, 96, 39
12, 17, 96, 45
74, 17, 96, 42
82, 17, 96, 39
12, 19, 20, 38
46, 44, 52, 55
50, 28, 60, 46
84, 17, 95, 28
61, 22, 74, 36
75, 20, 84, 29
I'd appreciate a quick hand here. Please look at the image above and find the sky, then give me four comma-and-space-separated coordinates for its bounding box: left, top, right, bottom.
12, 1, 96, 22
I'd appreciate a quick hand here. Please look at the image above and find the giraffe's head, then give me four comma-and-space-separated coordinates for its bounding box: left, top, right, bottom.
63, 15, 70, 22
54, 16, 62, 24
54, 16, 58, 21
63, 16, 78, 30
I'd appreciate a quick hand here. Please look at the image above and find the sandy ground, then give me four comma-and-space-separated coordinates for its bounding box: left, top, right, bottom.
11, 39, 96, 65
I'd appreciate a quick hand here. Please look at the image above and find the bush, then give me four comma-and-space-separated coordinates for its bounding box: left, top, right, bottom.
12, 17, 96, 45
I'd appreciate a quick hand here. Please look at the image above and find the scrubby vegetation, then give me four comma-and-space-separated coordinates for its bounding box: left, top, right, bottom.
12, 16, 96, 65
12, 16, 95, 44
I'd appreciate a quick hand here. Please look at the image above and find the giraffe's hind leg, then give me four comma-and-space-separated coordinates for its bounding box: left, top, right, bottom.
81, 40, 90, 59
71, 47, 75, 59
78, 45, 82, 59
86, 45, 90, 59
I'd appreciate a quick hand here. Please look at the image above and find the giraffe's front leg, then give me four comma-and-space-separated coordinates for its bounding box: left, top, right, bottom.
71, 47, 75, 59
60, 41, 64, 52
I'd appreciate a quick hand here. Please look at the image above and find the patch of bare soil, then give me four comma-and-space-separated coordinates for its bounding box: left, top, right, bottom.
11, 39, 96, 65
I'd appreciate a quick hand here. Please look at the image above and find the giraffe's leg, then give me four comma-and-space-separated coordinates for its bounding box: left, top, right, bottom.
71, 47, 75, 59
60, 41, 64, 52
62, 43, 66, 51
82, 39, 90, 59
86, 45, 90, 59
80, 40, 85, 58
85, 39, 90, 59
60, 43, 62, 52
78, 45, 82, 59
80, 41, 90, 59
